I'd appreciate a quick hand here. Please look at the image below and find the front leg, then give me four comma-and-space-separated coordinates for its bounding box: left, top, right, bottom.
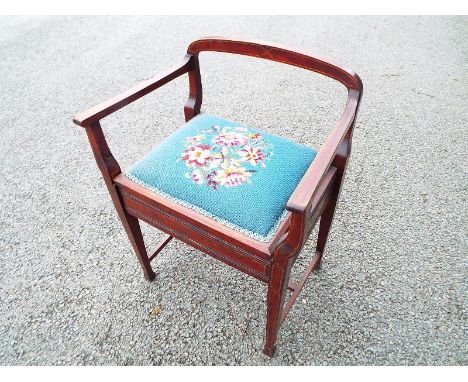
263, 211, 306, 357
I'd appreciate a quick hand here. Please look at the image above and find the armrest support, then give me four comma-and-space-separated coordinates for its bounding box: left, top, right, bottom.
73, 54, 193, 127
286, 90, 361, 214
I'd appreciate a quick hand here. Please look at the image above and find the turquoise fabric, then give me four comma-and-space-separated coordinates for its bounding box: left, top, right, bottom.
126, 114, 317, 241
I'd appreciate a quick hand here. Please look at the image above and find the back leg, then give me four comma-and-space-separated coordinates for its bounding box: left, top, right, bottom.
315, 137, 351, 269
314, 194, 339, 270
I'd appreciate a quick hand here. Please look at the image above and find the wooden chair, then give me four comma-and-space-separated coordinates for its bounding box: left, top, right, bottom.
73, 37, 363, 357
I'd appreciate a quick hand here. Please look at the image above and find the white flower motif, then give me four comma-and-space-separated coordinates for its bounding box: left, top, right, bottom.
181, 144, 212, 167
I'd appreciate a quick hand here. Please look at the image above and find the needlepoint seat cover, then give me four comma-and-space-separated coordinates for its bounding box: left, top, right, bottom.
126, 114, 317, 242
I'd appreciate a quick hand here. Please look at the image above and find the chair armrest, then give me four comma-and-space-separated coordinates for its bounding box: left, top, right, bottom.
286, 90, 361, 214
187, 37, 362, 91
73, 55, 193, 127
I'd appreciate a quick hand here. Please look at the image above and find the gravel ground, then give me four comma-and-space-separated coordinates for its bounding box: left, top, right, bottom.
0, 16, 467, 365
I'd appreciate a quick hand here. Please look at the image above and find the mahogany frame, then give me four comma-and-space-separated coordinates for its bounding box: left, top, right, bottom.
73, 37, 363, 357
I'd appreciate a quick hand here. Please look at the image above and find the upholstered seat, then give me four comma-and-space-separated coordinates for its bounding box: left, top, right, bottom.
126, 114, 317, 242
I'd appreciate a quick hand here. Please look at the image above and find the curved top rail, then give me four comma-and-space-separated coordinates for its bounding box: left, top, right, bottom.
187, 37, 363, 92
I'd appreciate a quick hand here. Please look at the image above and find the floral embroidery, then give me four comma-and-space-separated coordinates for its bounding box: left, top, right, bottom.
179, 125, 273, 190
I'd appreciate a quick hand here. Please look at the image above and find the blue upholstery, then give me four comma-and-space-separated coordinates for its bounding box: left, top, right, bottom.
126, 115, 317, 242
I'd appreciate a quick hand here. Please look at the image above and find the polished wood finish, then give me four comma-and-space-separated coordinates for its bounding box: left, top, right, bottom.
73, 37, 363, 357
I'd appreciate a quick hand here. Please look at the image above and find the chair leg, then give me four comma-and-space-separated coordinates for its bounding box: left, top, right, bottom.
263, 261, 291, 357
120, 212, 156, 281
315, 136, 350, 268
315, 194, 339, 270
84, 124, 156, 281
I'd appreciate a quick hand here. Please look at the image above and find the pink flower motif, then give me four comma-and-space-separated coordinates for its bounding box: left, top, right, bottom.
212, 132, 248, 147
191, 169, 204, 184
181, 144, 212, 167
237, 145, 265, 166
